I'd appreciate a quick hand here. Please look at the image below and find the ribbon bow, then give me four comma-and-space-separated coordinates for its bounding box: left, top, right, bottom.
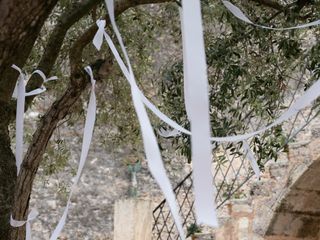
93, 20, 106, 51
10, 209, 39, 240
12, 65, 58, 175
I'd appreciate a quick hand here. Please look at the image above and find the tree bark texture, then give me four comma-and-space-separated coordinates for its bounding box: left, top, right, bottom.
0, 0, 58, 103
0, 104, 17, 239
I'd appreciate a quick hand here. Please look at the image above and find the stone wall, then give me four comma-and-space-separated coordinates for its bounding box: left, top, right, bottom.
206, 115, 320, 240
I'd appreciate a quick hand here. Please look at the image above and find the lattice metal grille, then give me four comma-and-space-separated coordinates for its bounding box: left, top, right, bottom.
152, 172, 195, 240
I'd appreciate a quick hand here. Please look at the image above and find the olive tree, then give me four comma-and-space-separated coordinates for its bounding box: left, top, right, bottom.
0, 0, 319, 239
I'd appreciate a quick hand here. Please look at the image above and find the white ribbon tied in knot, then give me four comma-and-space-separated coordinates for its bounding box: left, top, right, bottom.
10, 209, 39, 240
93, 20, 106, 51
12, 65, 58, 175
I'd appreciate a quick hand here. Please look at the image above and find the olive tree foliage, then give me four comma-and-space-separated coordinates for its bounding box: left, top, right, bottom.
0, 0, 319, 239
158, 0, 320, 166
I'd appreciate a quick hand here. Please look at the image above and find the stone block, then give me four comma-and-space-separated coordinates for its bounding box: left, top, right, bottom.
267, 212, 320, 238
294, 160, 320, 191
238, 217, 249, 229
232, 204, 253, 214
280, 189, 320, 214
114, 199, 153, 240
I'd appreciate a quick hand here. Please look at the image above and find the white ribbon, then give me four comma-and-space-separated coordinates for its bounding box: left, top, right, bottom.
49, 66, 96, 240
242, 141, 260, 178
179, 7, 192, 121
95, 0, 186, 237
93, 20, 106, 50
12, 65, 57, 175
222, 1, 320, 30
12, 65, 26, 176
158, 127, 181, 138
10, 209, 39, 240
181, 0, 218, 227
143, 74, 320, 143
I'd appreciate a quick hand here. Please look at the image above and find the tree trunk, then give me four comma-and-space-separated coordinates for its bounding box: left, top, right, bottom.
0, 0, 58, 103
10, 71, 89, 239
0, 0, 58, 238
0, 103, 17, 239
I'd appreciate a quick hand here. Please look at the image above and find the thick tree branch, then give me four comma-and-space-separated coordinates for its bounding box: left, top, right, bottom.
249, 0, 285, 11
0, 0, 58, 103
249, 0, 316, 18
0, 0, 58, 238
25, 0, 102, 106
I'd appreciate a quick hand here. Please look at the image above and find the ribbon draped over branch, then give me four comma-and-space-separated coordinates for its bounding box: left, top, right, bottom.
10, 209, 39, 240
93, 0, 186, 237
12, 65, 58, 175
222, 1, 320, 30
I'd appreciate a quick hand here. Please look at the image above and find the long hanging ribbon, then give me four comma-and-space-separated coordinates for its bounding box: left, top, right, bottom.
242, 141, 260, 178
94, 0, 186, 237
49, 66, 96, 240
12, 65, 26, 176
108, 0, 186, 237
222, 1, 320, 30
12, 65, 58, 175
181, 0, 218, 227
179, 7, 192, 121
10, 209, 39, 240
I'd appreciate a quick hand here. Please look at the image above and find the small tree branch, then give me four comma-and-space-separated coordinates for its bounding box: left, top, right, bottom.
249, 0, 285, 11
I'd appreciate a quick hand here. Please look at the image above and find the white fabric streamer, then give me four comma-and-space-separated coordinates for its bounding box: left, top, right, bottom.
179, 7, 192, 120
10, 209, 38, 240
222, 1, 320, 30
242, 141, 260, 178
12, 65, 57, 175
50, 66, 96, 240
94, 0, 186, 237
143, 73, 320, 143
158, 127, 181, 138
12, 65, 26, 175
181, 0, 218, 227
